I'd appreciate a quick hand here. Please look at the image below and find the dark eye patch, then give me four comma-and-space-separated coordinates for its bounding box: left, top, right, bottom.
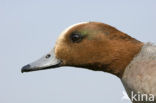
70, 32, 83, 43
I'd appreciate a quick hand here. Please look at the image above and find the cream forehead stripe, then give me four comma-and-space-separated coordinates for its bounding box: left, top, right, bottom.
58, 22, 88, 40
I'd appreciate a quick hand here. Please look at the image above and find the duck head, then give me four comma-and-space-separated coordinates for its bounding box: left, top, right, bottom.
22, 22, 143, 78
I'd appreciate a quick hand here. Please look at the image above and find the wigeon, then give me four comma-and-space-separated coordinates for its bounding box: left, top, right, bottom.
22, 22, 156, 103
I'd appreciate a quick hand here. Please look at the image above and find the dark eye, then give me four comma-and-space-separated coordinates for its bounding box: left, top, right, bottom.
70, 32, 83, 43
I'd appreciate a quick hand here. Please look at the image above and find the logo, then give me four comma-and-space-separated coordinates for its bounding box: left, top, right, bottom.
121, 91, 131, 102
122, 91, 155, 102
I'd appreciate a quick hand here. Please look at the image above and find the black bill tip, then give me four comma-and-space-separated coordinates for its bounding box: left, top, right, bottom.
21, 64, 31, 73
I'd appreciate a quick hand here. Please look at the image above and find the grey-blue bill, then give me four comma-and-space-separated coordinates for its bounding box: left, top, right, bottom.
21, 49, 62, 73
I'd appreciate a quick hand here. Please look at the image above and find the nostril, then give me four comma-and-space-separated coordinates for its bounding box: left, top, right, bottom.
21, 64, 31, 73
45, 54, 51, 58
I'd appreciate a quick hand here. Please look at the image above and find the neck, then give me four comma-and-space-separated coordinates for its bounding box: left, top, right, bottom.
80, 39, 143, 78
106, 39, 144, 78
